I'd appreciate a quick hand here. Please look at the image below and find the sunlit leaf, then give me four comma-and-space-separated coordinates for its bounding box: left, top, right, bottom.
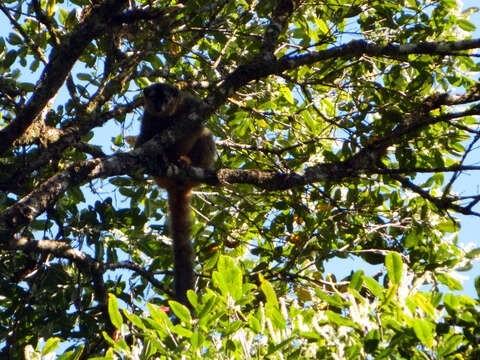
169, 301, 192, 325
385, 252, 403, 286
107, 294, 123, 330
413, 319, 434, 348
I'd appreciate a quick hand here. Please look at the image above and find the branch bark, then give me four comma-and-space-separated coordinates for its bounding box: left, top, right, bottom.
3, 101, 480, 236
3, 237, 171, 295
0, 0, 129, 155
207, 38, 480, 109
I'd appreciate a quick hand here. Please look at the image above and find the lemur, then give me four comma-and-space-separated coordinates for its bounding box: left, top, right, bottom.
135, 83, 216, 307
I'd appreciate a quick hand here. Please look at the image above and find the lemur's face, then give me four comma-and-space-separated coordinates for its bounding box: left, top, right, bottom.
143, 83, 180, 117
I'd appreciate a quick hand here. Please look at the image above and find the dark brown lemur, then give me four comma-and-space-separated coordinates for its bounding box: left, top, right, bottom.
135, 83, 216, 307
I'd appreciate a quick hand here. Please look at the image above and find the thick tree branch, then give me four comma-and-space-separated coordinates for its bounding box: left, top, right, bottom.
6, 237, 98, 270
5, 236, 110, 335
3, 132, 480, 237
422, 83, 480, 110
0, 152, 136, 234
342, 106, 480, 172
2, 77, 480, 234
0, 0, 129, 155
2, 236, 174, 340
207, 38, 480, 109
0, 98, 141, 192
0, 52, 140, 192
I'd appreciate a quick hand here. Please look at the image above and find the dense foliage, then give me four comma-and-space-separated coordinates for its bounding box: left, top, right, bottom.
1, 0, 480, 358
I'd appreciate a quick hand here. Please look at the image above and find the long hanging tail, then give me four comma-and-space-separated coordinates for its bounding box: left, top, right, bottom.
167, 187, 194, 307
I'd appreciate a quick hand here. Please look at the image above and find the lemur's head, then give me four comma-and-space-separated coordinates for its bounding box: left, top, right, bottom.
143, 83, 182, 117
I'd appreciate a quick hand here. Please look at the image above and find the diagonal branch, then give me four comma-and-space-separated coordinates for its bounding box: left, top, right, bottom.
3, 237, 171, 296
0, 0, 129, 155
207, 38, 480, 109
420, 83, 480, 111
389, 173, 479, 216
0, 98, 141, 192
2, 102, 480, 235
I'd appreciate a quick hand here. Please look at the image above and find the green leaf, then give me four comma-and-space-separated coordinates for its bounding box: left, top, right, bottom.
46, 0, 56, 16
315, 291, 347, 308
168, 300, 192, 325
139, 339, 156, 359
172, 324, 193, 337
58, 8, 69, 25
260, 278, 278, 308
102, 331, 116, 347
437, 273, 463, 291
280, 85, 294, 104
197, 292, 218, 320
466, 247, 480, 259
57, 345, 84, 360
325, 310, 357, 328
363, 276, 384, 298
364, 329, 380, 354
266, 337, 295, 356
107, 294, 123, 329
109, 176, 135, 186
7, 33, 23, 45
475, 276, 480, 298
438, 334, 463, 358
186, 290, 199, 310
249, 315, 261, 333
123, 311, 146, 331
302, 110, 316, 132
265, 303, 286, 330
190, 331, 204, 351
385, 252, 403, 285
295, 286, 312, 302
412, 319, 434, 348
204, 250, 219, 271
147, 302, 171, 327
18, 82, 35, 92
214, 256, 243, 301
458, 19, 476, 31
349, 270, 364, 290
412, 293, 436, 317
443, 293, 459, 311
42, 337, 60, 355
3, 50, 17, 67
437, 219, 458, 233
68, 186, 86, 203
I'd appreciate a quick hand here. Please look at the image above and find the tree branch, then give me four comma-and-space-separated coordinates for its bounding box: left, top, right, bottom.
0, 98, 141, 192
389, 173, 480, 216
207, 38, 480, 109
4, 138, 480, 237
259, 0, 296, 59
3, 237, 172, 297
0, 0, 129, 155
2, 91, 480, 234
